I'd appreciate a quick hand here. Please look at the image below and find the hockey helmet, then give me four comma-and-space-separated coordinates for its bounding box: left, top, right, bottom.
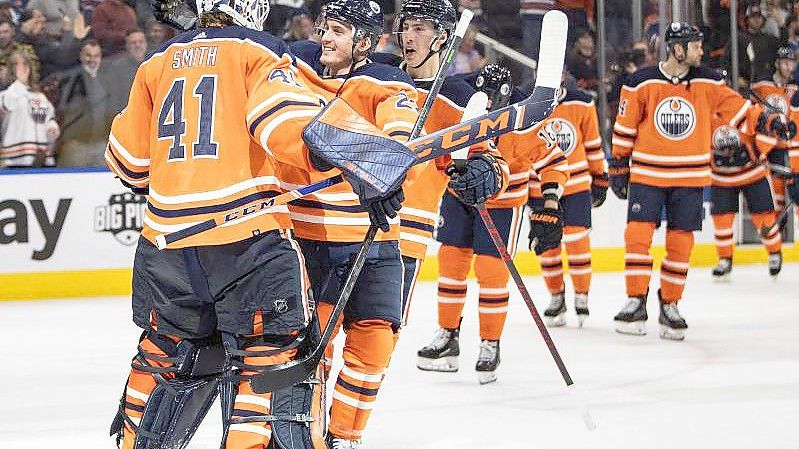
476, 64, 513, 110
316, 0, 384, 54
776, 45, 797, 61
195, 0, 270, 31
393, 0, 457, 38
664, 22, 703, 47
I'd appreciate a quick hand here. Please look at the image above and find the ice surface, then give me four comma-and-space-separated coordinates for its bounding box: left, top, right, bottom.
1, 264, 797, 448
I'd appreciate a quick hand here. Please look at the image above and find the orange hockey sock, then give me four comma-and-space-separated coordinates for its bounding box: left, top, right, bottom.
564, 226, 591, 295
328, 320, 395, 441
712, 213, 735, 259
474, 254, 510, 341
437, 245, 473, 330
772, 176, 786, 212
751, 212, 782, 255
317, 301, 343, 378
660, 229, 694, 303
624, 221, 656, 297
539, 246, 565, 294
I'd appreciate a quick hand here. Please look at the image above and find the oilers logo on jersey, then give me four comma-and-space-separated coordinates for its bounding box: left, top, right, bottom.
654, 97, 696, 140
712, 124, 741, 151
543, 118, 577, 156
765, 93, 788, 115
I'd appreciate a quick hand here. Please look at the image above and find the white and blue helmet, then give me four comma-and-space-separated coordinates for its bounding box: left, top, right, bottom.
196, 0, 270, 31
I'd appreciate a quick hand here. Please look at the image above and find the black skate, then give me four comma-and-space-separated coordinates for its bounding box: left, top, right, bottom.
544, 291, 567, 327
475, 340, 500, 385
769, 252, 782, 278
614, 294, 648, 336
712, 258, 732, 282
417, 326, 460, 372
659, 297, 688, 341
575, 293, 589, 328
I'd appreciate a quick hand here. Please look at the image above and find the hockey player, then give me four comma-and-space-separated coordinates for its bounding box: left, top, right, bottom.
532, 73, 607, 327
417, 60, 569, 383
610, 23, 777, 341
752, 45, 797, 216
106, 1, 413, 448
709, 110, 783, 279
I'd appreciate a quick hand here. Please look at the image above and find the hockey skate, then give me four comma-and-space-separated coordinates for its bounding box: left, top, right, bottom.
614, 294, 648, 336
417, 326, 460, 372
712, 258, 732, 282
659, 298, 688, 341
574, 293, 589, 327
544, 291, 567, 327
327, 435, 361, 449
475, 340, 500, 385
769, 252, 782, 278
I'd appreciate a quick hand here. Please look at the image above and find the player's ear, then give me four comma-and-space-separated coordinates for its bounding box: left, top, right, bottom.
432, 31, 447, 52
356, 36, 372, 55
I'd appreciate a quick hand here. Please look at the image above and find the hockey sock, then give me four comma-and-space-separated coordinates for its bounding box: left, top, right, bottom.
771, 176, 786, 213
475, 254, 510, 341
712, 213, 735, 259
329, 320, 394, 441
437, 245, 473, 330
564, 226, 592, 295
751, 211, 782, 254
660, 229, 694, 303
624, 221, 656, 297
539, 246, 565, 294
317, 301, 343, 378
121, 334, 181, 448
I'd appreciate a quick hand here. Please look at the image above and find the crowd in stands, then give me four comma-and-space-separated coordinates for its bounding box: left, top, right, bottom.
2, 0, 799, 169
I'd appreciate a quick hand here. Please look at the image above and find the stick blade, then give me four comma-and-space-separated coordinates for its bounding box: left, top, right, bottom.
450, 91, 489, 161
535, 11, 568, 89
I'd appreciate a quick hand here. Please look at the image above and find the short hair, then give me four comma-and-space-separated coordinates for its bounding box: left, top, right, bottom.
81, 38, 101, 51
125, 28, 144, 38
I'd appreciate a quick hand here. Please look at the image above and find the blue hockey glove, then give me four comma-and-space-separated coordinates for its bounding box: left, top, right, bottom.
364, 188, 404, 232
529, 197, 563, 255
591, 173, 608, 207
448, 153, 503, 205
608, 157, 630, 200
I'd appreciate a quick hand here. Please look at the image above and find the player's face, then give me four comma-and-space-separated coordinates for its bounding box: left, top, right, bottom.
319, 19, 356, 70
684, 40, 703, 67
400, 19, 442, 67
776, 58, 796, 79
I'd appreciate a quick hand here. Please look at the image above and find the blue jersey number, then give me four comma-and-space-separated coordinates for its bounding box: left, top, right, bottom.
159, 76, 219, 161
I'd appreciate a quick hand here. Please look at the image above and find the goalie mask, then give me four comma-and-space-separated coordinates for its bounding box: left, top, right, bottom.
196, 0, 270, 31
476, 64, 512, 111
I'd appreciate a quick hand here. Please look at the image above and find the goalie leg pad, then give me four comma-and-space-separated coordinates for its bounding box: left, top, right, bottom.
267, 365, 328, 449
302, 97, 417, 200
110, 332, 224, 449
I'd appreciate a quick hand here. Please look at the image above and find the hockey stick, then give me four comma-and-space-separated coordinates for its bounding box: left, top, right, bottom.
759, 200, 795, 238
154, 22, 564, 249
249, 9, 476, 394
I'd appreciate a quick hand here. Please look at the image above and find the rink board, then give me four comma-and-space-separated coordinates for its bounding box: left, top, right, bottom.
1, 170, 797, 300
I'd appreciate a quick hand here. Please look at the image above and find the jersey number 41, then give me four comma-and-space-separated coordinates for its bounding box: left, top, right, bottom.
158, 75, 219, 161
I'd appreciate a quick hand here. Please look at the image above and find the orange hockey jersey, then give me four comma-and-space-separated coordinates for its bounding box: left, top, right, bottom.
612, 64, 757, 188
710, 107, 777, 188
284, 41, 422, 243
529, 88, 605, 198
398, 76, 509, 260
105, 27, 327, 249
752, 76, 797, 152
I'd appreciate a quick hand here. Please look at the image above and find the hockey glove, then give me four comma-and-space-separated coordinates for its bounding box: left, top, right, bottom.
608, 157, 630, 200
151, 0, 197, 31
529, 203, 563, 255
789, 175, 799, 204
448, 153, 503, 206
767, 149, 792, 179
591, 173, 609, 208
364, 188, 404, 232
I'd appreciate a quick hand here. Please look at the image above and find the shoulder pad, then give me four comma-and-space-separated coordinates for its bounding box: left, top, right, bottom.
289, 40, 324, 73
149, 27, 290, 62
624, 65, 661, 88
353, 63, 416, 88
688, 66, 724, 82
562, 88, 594, 104
437, 77, 477, 108
751, 73, 774, 84
371, 52, 403, 67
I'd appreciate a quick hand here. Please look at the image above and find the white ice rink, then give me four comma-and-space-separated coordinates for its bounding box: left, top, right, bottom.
1, 264, 798, 449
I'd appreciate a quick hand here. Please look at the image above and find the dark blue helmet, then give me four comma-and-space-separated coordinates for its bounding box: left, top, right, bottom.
316, 0, 384, 54
777, 45, 796, 61
664, 22, 703, 47
476, 64, 512, 110
393, 0, 457, 38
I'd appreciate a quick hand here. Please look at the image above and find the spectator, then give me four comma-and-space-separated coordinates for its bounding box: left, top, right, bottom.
448, 24, 485, 75
91, 0, 137, 56
556, 0, 594, 45
282, 7, 315, 42
144, 18, 175, 49
80, 0, 103, 23
784, 15, 799, 53
0, 17, 39, 88
26, 0, 80, 38
17, 8, 90, 78
763, 0, 789, 38
609, 42, 649, 115
56, 39, 111, 167
0, 50, 59, 168
726, 5, 781, 85
106, 28, 145, 115
566, 28, 599, 92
